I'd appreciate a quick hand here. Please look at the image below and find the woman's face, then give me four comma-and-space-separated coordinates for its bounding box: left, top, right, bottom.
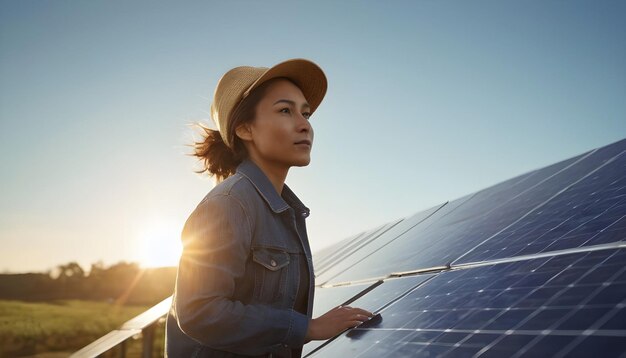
237, 78, 314, 171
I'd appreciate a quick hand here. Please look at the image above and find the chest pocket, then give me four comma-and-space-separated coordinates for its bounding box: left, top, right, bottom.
252, 247, 291, 303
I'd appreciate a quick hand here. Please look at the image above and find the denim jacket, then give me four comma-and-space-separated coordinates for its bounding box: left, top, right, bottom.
165, 159, 315, 357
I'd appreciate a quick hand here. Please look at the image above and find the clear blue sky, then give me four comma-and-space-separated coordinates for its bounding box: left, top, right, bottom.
1, 0, 624, 273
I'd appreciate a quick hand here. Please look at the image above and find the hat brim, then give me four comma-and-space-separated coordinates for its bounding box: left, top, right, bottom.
242, 58, 328, 115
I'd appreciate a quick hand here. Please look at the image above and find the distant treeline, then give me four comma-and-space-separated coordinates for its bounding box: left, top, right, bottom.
0, 261, 177, 305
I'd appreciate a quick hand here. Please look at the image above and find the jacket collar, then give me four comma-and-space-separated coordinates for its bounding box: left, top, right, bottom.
236, 159, 310, 217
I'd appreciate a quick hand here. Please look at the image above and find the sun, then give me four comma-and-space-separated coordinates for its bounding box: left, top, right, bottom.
135, 219, 183, 268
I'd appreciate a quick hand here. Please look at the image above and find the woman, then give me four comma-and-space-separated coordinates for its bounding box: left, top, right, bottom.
165, 58, 373, 358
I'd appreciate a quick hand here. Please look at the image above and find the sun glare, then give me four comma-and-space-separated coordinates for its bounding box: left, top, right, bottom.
135, 220, 183, 268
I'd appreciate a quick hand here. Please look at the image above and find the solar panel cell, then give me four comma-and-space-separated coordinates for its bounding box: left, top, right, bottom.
600, 309, 626, 330
560, 335, 626, 358
478, 334, 536, 357
517, 335, 577, 357
556, 307, 614, 330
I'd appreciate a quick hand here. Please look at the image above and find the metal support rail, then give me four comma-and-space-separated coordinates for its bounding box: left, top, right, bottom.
71, 296, 172, 358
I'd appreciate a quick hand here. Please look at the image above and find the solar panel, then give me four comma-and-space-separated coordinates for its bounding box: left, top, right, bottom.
316, 202, 447, 285
306, 275, 434, 356
315, 219, 403, 275
308, 246, 626, 357
323, 139, 626, 285
455, 148, 626, 264
312, 282, 380, 318
302, 281, 381, 356
307, 138, 626, 357
314, 231, 368, 271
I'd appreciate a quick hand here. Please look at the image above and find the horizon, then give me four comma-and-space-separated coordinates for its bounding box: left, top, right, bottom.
4, 136, 623, 275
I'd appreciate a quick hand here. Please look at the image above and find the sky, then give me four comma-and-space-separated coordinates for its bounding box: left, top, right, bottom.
1, 0, 625, 273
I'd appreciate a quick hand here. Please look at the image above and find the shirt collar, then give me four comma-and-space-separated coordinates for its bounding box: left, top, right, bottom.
236, 159, 310, 217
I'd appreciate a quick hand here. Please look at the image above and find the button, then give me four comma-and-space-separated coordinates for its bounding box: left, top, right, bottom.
270, 259, 277, 267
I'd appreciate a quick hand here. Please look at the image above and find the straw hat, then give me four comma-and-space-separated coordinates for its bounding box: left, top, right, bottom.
210, 58, 328, 149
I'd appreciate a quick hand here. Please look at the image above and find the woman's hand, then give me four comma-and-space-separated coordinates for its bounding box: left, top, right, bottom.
305, 305, 374, 341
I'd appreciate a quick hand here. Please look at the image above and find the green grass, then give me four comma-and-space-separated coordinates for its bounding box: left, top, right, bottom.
0, 300, 165, 357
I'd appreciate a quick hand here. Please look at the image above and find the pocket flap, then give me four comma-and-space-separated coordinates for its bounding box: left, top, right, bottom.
252, 248, 290, 271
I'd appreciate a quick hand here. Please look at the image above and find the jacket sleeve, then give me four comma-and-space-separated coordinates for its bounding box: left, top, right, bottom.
173, 193, 309, 355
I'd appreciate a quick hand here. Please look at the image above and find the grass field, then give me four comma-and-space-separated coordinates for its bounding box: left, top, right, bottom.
0, 300, 165, 357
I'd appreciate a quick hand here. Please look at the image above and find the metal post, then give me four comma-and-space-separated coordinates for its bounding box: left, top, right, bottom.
119, 340, 126, 358
142, 323, 156, 358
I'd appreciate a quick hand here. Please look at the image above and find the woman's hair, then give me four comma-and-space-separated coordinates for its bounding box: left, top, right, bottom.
190, 77, 295, 182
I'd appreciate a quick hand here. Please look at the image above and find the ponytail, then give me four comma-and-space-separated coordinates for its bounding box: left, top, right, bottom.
191, 124, 244, 182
